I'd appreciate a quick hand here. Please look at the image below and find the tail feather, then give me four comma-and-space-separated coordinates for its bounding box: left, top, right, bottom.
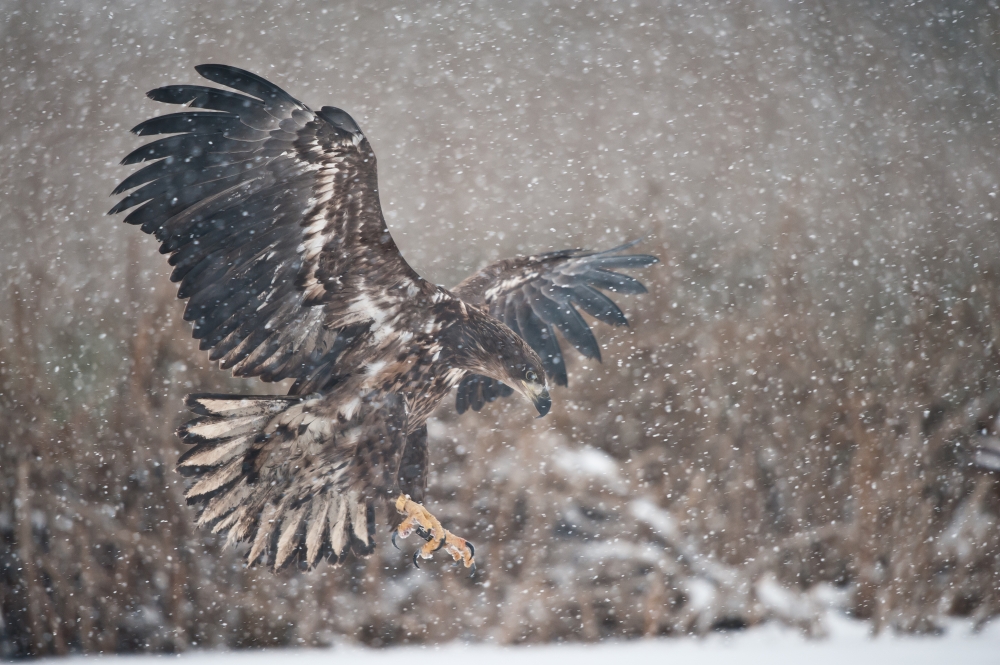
185, 456, 243, 498
275, 504, 307, 568
176, 392, 377, 571
182, 415, 269, 441
199, 479, 254, 527
183, 392, 298, 417
248, 502, 281, 564
327, 494, 350, 557
176, 434, 252, 470
305, 496, 330, 564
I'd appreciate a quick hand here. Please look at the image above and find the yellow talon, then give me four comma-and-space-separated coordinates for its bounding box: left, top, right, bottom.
394, 493, 475, 569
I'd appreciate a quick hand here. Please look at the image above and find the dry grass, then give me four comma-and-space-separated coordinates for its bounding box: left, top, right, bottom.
3, 0, 1000, 656
4, 218, 1000, 654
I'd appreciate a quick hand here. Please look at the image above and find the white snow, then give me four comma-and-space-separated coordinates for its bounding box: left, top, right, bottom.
554, 445, 627, 492
43, 619, 1000, 665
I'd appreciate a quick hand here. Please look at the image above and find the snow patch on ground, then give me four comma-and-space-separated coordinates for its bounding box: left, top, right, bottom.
554, 445, 627, 493
45, 618, 1000, 665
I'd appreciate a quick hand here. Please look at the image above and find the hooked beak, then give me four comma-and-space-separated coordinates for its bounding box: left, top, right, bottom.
524, 383, 552, 418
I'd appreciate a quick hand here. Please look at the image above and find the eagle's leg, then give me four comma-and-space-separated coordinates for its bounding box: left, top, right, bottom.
394, 494, 475, 571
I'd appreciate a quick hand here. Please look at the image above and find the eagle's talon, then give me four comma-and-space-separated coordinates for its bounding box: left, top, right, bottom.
394, 493, 475, 573
392, 531, 400, 550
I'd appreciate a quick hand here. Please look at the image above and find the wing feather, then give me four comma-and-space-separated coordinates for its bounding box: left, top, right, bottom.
145, 84, 278, 130
514, 296, 567, 386
110, 64, 433, 391
452, 241, 656, 411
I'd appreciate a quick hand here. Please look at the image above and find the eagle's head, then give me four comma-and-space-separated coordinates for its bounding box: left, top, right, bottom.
457, 312, 551, 417
502, 353, 551, 418
479, 338, 550, 417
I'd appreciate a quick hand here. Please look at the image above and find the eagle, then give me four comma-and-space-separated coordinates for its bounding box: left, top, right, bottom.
109, 65, 656, 574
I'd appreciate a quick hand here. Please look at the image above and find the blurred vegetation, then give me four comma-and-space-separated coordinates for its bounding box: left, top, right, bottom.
3, 0, 1000, 657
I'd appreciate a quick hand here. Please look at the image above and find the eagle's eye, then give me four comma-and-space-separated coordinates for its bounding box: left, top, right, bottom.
525, 369, 538, 382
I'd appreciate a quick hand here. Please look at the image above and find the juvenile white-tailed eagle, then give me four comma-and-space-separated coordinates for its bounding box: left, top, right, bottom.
110, 65, 656, 573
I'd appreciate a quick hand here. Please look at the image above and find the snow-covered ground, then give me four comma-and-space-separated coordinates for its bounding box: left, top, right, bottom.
47, 616, 1000, 665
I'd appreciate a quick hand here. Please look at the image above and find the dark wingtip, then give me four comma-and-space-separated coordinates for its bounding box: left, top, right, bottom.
602, 238, 645, 253
110, 180, 133, 196
107, 199, 130, 215
194, 63, 230, 79
194, 63, 301, 106
595, 237, 659, 262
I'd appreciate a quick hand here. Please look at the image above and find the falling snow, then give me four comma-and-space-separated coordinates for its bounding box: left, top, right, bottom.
2, 0, 1000, 659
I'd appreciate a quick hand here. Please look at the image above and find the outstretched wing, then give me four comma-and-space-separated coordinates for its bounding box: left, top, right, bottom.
451, 241, 657, 413
110, 65, 431, 392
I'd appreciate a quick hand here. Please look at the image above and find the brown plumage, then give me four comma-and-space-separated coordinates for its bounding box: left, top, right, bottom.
110, 64, 657, 572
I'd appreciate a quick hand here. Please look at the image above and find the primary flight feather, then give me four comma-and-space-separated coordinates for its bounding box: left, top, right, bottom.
110, 64, 657, 573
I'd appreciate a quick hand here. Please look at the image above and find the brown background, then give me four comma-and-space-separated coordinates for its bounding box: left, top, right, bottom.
2, 0, 1000, 657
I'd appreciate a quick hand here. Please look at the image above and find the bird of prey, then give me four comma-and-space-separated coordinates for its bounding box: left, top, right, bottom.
109, 64, 657, 574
